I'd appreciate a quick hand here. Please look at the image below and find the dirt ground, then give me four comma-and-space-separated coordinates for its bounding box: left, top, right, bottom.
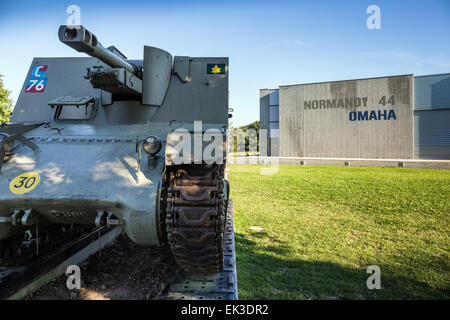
26, 233, 180, 300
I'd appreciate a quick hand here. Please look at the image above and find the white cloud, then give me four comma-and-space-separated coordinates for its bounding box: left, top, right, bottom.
281, 40, 306, 46
363, 50, 450, 69
259, 39, 310, 49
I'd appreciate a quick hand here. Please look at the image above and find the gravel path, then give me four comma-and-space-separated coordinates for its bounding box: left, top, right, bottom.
26, 233, 180, 300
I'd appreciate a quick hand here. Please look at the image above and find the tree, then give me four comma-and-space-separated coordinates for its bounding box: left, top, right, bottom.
0, 74, 13, 123
239, 121, 260, 136
230, 120, 260, 153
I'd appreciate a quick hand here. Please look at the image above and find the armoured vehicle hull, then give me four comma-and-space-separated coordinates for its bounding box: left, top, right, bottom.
0, 26, 229, 272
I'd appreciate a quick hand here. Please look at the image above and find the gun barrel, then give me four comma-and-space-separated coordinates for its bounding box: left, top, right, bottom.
58, 25, 140, 77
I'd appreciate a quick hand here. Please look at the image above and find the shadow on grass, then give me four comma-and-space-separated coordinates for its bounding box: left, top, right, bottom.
235, 233, 449, 300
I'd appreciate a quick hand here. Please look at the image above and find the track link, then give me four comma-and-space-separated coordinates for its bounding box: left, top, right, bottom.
165, 164, 226, 272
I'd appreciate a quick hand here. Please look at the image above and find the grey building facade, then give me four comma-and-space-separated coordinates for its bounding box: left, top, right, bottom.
260, 73, 450, 160
414, 74, 450, 159
259, 88, 280, 156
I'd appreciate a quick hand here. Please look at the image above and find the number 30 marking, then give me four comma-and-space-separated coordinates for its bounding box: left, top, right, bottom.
14, 176, 36, 189
10, 172, 41, 194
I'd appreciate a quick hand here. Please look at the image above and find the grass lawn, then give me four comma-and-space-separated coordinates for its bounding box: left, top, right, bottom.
229, 164, 450, 299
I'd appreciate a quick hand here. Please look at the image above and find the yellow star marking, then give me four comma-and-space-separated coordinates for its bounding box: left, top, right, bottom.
211, 65, 222, 74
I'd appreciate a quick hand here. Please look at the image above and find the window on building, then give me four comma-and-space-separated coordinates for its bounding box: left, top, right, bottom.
269, 105, 279, 122
269, 90, 279, 105
269, 122, 279, 138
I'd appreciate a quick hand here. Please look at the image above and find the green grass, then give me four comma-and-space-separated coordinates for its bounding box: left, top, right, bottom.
229, 164, 450, 299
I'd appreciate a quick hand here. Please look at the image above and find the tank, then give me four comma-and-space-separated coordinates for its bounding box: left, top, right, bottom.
0, 25, 229, 272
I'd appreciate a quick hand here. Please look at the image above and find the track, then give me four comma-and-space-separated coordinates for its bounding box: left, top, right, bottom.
167, 199, 238, 300
165, 164, 228, 272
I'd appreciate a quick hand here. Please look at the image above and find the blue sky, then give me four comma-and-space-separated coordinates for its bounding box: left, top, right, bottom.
0, 0, 449, 126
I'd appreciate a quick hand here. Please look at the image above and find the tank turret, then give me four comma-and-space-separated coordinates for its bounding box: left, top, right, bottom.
58, 25, 172, 104
58, 25, 142, 78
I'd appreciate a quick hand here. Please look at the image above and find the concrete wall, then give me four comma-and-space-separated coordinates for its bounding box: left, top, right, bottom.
278, 75, 414, 159
279, 86, 305, 156
270, 138, 279, 156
